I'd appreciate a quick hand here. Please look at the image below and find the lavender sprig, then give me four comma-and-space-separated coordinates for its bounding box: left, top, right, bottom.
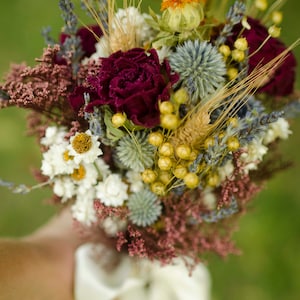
215, 1, 246, 47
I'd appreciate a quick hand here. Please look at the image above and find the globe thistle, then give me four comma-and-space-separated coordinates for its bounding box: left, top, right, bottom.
116, 131, 155, 172
127, 189, 162, 227
169, 40, 226, 104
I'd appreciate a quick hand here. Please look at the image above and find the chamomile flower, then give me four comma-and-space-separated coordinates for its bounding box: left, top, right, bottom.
41, 142, 77, 178
72, 163, 98, 193
67, 130, 102, 165
96, 174, 128, 207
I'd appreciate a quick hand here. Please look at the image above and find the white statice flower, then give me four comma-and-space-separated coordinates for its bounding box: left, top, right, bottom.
101, 216, 127, 237
240, 139, 268, 173
89, 36, 110, 61
263, 117, 292, 144
218, 160, 234, 182
96, 174, 128, 207
156, 46, 172, 63
114, 7, 153, 45
72, 188, 98, 226
67, 130, 102, 165
41, 142, 77, 179
53, 176, 76, 202
40, 126, 66, 146
95, 158, 111, 180
126, 170, 144, 193
202, 189, 217, 210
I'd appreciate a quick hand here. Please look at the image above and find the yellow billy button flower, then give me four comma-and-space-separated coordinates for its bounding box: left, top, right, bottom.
231, 49, 245, 62
255, 0, 268, 11
151, 181, 166, 196
227, 67, 238, 80
71, 164, 86, 181
183, 172, 199, 189
159, 170, 173, 184
204, 136, 214, 149
189, 149, 198, 161
159, 101, 174, 114
148, 131, 164, 147
173, 88, 189, 104
159, 142, 174, 156
271, 11, 283, 25
72, 132, 92, 154
234, 38, 248, 51
158, 156, 173, 171
207, 173, 219, 187
227, 136, 240, 152
112, 112, 127, 128
142, 169, 157, 183
219, 44, 231, 58
161, 113, 179, 130
173, 164, 188, 179
227, 117, 239, 128
175, 144, 192, 160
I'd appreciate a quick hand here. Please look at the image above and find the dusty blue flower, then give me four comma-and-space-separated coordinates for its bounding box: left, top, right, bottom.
169, 40, 226, 104
128, 189, 162, 227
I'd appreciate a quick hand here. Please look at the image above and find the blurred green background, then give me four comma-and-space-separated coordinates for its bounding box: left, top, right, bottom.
0, 1, 299, 299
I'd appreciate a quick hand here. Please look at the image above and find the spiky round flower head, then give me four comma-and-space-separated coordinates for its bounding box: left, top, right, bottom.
127, 189, 162, 227
116, 131, 155, 172
169, 40, 226, 104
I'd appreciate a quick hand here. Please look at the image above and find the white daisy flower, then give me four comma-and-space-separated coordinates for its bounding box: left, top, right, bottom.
96, 174, 128, 207
71, 188, 98, 226
72, 163, 98, 193
126, 170, 144, 193
67, 130, 102, 165
40, 126, 66, 146
41, 142, 77, 178
263, 117, 292, 144
53, 176, 76, 202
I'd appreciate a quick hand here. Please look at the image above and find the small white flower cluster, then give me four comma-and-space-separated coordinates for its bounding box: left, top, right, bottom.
89, 7, 154, 61
40, 126, 130, 227
202, 118, 292, 209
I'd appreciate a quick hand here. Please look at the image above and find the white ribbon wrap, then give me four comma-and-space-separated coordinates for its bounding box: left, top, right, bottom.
74, 244, 211, 300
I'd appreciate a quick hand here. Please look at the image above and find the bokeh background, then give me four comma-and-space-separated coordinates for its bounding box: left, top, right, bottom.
0, 1, 299, 299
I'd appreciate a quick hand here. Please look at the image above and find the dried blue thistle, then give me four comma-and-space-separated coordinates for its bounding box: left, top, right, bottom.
169, 40, 226, 104
116, 131, 155, 172
128, 189, 162, 227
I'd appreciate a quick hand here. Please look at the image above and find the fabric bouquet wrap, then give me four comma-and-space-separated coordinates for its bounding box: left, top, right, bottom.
0, 0, 299, 298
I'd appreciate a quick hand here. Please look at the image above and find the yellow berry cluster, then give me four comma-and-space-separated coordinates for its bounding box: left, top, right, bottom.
159, 88, 189, 130
219, 37, 249, 81
145, 129, 201, 195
